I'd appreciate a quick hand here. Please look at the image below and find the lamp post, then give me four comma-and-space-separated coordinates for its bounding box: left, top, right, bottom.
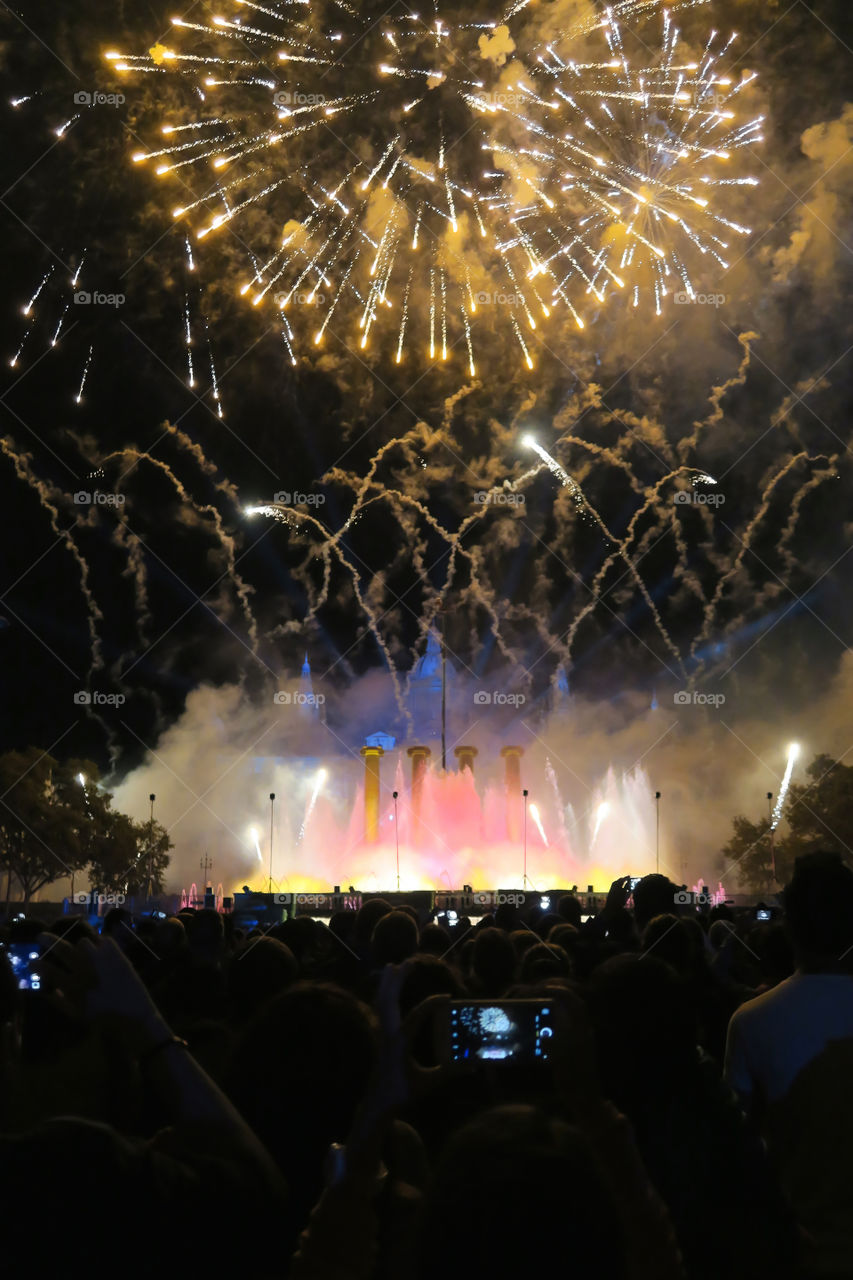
393, 790, 400, 892
148, 793, 156, 901
522, 788, 529, 888
268, 793, 276, 894
655, 792, 661, 874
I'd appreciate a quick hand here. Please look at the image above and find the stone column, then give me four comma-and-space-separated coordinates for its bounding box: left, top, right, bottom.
500, 745, 524, 843
406, 746, 431, 840
453, 745, 478, 775
360, 745, 384, 843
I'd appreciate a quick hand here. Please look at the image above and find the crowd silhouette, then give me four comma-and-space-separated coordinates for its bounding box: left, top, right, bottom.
2, 853, 853, 1279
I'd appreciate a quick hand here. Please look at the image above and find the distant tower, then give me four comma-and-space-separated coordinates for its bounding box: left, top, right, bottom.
300, 652, 313, 698
546, 663, 570, 719
408, 627, 454, 743
297, 652, 323, 720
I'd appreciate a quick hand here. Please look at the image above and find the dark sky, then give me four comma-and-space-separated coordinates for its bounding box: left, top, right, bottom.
1, 0, 851, 789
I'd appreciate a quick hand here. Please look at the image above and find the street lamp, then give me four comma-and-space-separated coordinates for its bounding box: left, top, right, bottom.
148, 793, 156, 901
269, 793, 276, 894
393, 790, 400, 892
655, 792, 661, 873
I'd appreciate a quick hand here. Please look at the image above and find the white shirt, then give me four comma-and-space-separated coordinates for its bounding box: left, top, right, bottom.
725, 971, 853, 1104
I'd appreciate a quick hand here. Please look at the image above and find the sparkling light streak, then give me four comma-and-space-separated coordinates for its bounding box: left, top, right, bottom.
771, 742, 800, 830
112, 0, 758, 369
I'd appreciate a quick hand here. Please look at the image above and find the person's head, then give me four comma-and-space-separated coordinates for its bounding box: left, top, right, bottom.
371, 909, 418, 966
355, 898, 391, 951
708, 918, 733, 951
632, 874, 679, 931
421, 1105, 628, 1280
641, 914, 696, 975
589, 954, 697, 1106
226, 981, 377, 1222
152, 915, 188, 963
520, 941, 571, 984
228, 936, 298, 1020
399, 954, 462, 1017
532, 911, 564, 939
101, 907, 133, 944
509, 928, 539, 960
494, 901, 522, 931
783, 852, 853, 969
471, 926, 516, 996
547, 922, 578, 951
186, 908, 225, 960
47, 917, 98, 946
418, 922, 451, 956
558, 894, 583, 927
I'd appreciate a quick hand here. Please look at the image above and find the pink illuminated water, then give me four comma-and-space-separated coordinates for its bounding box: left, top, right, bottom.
236, 752, 664, 894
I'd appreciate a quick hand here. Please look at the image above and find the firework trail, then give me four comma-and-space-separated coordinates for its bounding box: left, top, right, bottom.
771, 742, 799, 829
75, 345, 94, 403
101, 448, 260, 654
524, 435, 686, 674
0, 437, 104, 673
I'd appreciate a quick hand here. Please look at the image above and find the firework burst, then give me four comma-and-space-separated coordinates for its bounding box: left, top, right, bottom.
111, 0, 759, 368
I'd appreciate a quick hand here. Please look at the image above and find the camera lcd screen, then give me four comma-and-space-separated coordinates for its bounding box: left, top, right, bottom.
2, 942, 43, 991
449, 1002, 554, 1063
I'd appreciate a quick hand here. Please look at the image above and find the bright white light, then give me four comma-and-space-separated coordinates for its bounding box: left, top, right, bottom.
771, 742, 800, 830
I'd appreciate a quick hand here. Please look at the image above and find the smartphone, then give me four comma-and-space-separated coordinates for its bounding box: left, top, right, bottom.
628, 877, 641, 891
1, 941, 43, 991
755, 908, 771, 922
436, 1000, 555, 1065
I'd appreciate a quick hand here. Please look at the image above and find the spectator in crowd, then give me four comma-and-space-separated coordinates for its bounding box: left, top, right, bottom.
725, 852, 853, 1277
5, 854, 849, 1280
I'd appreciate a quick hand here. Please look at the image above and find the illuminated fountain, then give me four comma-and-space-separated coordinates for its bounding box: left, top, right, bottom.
245, 742, 659, 895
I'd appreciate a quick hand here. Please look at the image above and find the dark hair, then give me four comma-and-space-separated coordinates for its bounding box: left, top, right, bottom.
418, 922, 451, 956
632, 874, 679, 931
421, 1105, 628, 1279
371, 910, 418, 965
520, 941, 571, 984
227, 936, 298, 1021
558, 894, 583, 927
783, 852, 853, 963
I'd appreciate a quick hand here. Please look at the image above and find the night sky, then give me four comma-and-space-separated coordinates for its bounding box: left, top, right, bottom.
1, 0, 851, 885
